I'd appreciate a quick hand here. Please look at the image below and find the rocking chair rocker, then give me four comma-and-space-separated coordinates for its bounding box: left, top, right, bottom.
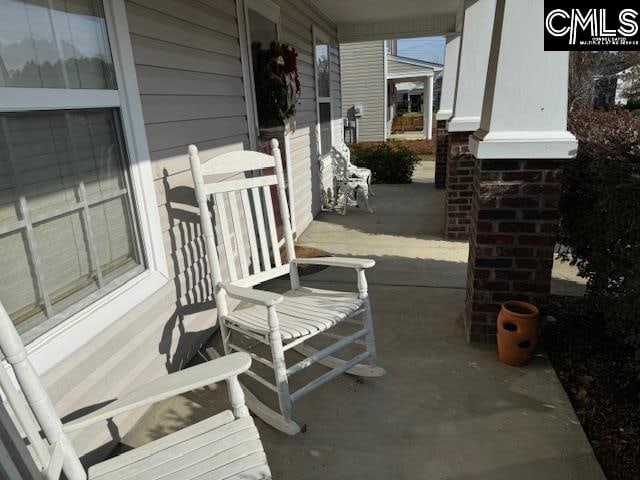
189, 139, 385, 435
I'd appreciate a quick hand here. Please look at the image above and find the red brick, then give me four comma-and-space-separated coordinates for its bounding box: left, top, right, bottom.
502, 172, 543, 182
475, 280, 511, 291
500, 197, 539, 208
518, 235, 556, 246
477, 221, 493, 232
495, 269, 532, 281
495, 246, 535, 257
513, 282, 551, 293
477, 234, 514, 245
498, 222, 536, 233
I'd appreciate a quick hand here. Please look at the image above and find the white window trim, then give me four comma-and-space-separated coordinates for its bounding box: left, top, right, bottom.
0, 0, 168, 373
313, 26, 334, 160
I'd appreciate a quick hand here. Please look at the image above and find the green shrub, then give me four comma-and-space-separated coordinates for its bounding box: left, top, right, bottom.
625, 98, 640, 111
350, 142, 421, 184
560, 110, 640, 347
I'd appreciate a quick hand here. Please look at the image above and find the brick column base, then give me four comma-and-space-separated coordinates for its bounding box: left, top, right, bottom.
444, 131, 475, 239
464, 157, 564, 342
435, 120, 448, 189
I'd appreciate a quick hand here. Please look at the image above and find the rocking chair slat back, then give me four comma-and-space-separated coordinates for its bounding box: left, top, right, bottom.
250, 187, 273, 272
0, 302, 86, 480
0, 355, 50, 469
188, 140, 297, 294
240, 189, 261, 274
227, 191, 250, 278
262, 185, 282, 268
214, 193, 238, 282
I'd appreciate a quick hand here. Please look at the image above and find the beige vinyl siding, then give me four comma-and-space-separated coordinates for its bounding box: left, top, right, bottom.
340, 41, 385, 142
41, 0, 249, 462
273, 0, 341, 232
38, 0, 341, 465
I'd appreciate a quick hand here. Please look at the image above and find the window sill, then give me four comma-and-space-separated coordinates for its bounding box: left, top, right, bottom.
25, 270, 169, 375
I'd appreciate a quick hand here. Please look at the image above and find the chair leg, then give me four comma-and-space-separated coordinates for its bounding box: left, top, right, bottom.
362, 297, 380, 368
206, 346, 301, 435
340, 184, 351, 215
270, 331, 293, 422
358, 184, 374, 214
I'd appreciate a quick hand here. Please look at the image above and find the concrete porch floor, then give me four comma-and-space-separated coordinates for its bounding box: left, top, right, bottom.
121, 162, 602, 479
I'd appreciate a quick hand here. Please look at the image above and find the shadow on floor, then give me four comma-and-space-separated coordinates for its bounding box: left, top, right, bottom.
117, 162, 599, 479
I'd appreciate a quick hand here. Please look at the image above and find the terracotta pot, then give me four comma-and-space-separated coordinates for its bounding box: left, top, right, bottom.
497, 301, 540, 367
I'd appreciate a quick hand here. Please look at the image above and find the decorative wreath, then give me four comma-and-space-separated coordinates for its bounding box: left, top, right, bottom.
252, 42, 301, 128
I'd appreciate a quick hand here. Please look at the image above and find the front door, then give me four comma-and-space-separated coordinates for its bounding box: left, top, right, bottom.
242, 0, 290, 237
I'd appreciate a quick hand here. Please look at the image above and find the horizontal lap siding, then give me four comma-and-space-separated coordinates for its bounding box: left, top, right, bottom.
41, 0, 340, 464
131, 0, 250, 305
42, 0, 248, 463
340, 41, 385, 142
273, 0, 340, 232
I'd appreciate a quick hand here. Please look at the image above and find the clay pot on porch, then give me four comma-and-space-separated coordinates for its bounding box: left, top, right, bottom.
497, 301, 540, 367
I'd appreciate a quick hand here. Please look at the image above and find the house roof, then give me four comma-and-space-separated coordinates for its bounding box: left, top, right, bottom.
388, 54, 443, 71
386, 55, 442, 81
395, 81, 424, 93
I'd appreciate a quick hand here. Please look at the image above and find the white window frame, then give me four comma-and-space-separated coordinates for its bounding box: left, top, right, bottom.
313, 26, 334, 160
0, 0, 167, 373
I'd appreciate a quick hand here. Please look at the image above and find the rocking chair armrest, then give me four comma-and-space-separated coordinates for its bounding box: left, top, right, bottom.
62, 353, 251, 433
221, 283, 284, 307
293, 256, 375, 270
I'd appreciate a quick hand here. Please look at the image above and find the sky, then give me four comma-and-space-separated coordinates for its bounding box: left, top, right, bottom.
397, 37, 446, 64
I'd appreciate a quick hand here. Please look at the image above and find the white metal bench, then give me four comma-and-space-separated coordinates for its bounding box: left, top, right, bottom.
189, 139, 384, 435
0, 302, 271, 480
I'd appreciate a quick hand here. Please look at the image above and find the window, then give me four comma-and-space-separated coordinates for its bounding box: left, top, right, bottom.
313, 28, 332, 157
0, 0, 148, 338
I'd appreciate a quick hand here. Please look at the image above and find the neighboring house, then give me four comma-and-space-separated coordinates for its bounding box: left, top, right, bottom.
0, 0, 342, 464
590, 62, 640, 109
591, 62, 627, 109
615, 65, 640, 107
341, 39, 442, 142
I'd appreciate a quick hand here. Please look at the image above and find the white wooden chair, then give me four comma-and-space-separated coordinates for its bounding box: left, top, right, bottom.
189, 139, 385, 435
0, 302, 271, 480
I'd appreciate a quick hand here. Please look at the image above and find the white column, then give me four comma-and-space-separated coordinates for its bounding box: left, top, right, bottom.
436, 33, 461, 122
424, 76, 433, 139
448, 0, 495, 133
470, 0, 577, 159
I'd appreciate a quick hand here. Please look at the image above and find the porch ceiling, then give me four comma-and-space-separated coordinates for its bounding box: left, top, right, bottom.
311, 0, 462, 42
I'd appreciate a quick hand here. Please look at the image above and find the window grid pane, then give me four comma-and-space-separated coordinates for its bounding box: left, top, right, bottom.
319, 102, 331, 157
0, 0, 116, 90
0, 109, 143, 332
315, 42, 330, 98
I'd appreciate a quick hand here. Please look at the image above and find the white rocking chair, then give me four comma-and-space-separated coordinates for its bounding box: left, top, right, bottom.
189, 139, 385, 435
0, 301, 271, 480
